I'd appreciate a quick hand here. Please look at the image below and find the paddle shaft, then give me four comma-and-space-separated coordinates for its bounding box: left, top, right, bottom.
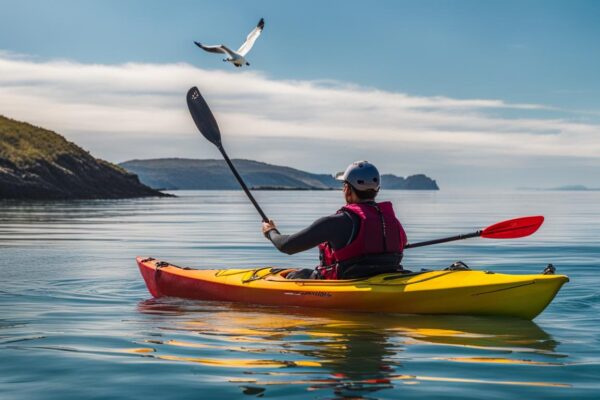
218, 146, 269, 223
405, 231, 481, 249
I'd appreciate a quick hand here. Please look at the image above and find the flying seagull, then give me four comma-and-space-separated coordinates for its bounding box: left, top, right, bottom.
194, 18, 265, 68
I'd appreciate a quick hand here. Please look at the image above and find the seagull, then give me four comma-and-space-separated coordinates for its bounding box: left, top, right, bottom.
194, 18, 265, 68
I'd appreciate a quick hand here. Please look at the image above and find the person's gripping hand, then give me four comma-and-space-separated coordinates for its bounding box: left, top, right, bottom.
262, 220, 278, 237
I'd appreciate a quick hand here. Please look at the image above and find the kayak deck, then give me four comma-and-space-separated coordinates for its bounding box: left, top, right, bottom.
136, 257, 568, 320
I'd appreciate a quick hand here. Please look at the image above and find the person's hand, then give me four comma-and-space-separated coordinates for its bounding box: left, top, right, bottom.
262, 220, 277, 236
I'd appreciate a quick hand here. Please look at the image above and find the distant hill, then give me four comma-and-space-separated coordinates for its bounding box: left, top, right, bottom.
0, 115, 166, 200
550, 185, 597, 191
120, 158, 439, 190
517, 185, 600, 191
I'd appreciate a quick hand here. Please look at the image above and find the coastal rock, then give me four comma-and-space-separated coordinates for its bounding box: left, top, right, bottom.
382, 174, 439, 190
0, 115, 166, 200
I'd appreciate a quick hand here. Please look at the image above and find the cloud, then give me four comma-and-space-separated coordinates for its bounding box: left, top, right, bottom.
0, 52, 599, 187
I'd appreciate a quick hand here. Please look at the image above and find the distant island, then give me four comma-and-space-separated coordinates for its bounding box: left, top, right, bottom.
119, 158, 440, 191
0, 115, 166, 200
550, 185, 599, 191
517, 185, 600, 191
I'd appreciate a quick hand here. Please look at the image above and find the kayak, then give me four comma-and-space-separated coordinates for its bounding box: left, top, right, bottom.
136, 257, 568, 320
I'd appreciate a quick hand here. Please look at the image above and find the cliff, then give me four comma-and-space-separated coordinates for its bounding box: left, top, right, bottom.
0, 115, 167, 200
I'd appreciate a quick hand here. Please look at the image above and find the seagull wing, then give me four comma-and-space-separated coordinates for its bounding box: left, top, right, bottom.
237, 18, 264, 56
194, 42, 236, 56
219, 45, 237, 57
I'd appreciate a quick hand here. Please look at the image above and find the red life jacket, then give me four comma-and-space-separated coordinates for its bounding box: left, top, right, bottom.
317, 201, 407, 279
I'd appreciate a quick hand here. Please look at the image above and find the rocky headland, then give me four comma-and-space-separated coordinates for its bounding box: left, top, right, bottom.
0, 115, 167, 200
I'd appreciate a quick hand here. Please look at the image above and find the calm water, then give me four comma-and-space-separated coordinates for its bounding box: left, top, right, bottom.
1, 190, 599, 399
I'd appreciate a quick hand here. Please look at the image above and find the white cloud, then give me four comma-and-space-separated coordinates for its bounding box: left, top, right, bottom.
0, 52, 599, 187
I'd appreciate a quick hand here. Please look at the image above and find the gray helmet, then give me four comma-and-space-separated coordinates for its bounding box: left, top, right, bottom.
336, 160, 380, 191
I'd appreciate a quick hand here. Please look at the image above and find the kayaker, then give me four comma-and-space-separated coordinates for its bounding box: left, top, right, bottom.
262, 161, 408, 279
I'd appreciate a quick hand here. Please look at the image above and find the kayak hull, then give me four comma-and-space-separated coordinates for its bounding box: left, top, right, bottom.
137, 257, 568, 320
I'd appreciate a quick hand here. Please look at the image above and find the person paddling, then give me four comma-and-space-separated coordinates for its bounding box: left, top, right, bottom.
262, 161, 408, 279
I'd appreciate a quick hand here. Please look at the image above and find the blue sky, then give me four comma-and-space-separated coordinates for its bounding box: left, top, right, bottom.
1, 0, 599, 188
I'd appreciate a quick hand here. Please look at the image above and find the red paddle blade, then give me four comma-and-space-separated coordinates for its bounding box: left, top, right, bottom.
481, 216, 544, 239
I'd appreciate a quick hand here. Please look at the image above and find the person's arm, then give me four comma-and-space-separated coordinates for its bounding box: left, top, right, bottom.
263, 214, 354, 255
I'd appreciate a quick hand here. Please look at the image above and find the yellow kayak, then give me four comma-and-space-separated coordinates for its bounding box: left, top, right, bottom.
137, 257, 568, 320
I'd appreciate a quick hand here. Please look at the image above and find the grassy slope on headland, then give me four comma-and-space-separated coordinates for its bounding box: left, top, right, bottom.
0, 115, 166, 200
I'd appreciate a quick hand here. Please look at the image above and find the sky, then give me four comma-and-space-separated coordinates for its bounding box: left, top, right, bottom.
0, 0, 599, 188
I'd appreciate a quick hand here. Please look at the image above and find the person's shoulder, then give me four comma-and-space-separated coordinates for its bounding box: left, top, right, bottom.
315, 212, 344, 222
314, 210, 354, 226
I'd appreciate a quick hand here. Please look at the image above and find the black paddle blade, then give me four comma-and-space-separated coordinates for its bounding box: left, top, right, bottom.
186, 86, 222, 147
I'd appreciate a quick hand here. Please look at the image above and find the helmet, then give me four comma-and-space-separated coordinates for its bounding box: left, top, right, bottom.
336, 161, 380, 191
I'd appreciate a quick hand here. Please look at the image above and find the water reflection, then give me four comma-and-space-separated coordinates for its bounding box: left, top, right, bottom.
137, 299, 568, 397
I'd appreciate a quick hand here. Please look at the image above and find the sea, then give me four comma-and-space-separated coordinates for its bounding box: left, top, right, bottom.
1, 190, 599, 399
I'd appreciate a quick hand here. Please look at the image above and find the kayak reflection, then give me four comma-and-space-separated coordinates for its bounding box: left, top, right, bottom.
136, 299, 565, 397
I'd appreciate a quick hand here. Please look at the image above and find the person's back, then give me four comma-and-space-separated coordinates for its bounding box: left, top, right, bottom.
318, 200, 406, 279
262, 161, 407, 279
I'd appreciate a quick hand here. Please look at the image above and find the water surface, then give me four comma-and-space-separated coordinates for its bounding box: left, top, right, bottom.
1, 190, 599, 399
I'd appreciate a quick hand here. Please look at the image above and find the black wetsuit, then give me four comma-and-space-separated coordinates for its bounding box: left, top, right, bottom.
266, 211, 358, 279
266, 212, 359, 255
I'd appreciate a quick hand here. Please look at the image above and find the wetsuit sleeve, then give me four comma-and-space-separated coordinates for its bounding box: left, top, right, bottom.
266, 213, 355, 255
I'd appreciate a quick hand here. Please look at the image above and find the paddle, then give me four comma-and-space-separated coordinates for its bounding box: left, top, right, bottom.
186, 86, 269, 222
405, 216, 544, 249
